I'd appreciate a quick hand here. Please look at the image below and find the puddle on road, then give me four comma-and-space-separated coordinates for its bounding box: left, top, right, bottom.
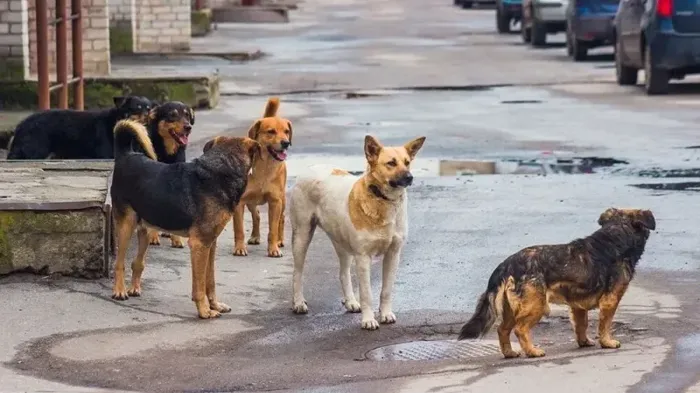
630, 182, 700, 192
635, 168, 700, 178
439, 156, 628, 176
633, 333, 700, 393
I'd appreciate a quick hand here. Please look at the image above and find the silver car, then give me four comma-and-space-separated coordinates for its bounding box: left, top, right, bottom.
521, 0, 570, 47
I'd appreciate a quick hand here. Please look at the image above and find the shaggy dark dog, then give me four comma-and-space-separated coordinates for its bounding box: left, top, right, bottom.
109, 119, 260, 319
458, 208, 655, 359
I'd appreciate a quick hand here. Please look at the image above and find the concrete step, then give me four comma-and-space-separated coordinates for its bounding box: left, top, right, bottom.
0, 161, 113, 278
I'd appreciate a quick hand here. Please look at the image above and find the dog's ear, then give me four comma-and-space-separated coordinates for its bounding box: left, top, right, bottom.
148, 106, 159, 122
113, 96, 127, 108
287, 120, 293, 145
247, 120, 262, 140
187, 108, 195, 125
364, 135, 382, 165
404, 136, 426, 160
633, 210, 656, 231
203, 136, 222, 153
597, 208, 619, 226
244, 138, 262, 161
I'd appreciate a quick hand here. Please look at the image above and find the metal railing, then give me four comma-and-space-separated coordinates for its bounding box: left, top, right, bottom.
35, 0, 84, 110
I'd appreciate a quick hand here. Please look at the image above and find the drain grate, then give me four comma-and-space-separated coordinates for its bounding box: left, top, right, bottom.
365, 339, 510, 361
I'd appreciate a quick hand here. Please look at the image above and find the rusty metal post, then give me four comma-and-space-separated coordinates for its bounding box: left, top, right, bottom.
55, 0, 68, 109
71, 0, 83, 110
36, 0, 50, 110
194, 0, 204, 10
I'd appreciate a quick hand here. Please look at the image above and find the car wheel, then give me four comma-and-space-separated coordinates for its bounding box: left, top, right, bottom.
572, 38, 587, 61
531, 17, 547, 47
615, 38, 638, 86
496, 6, 511, 33
644, 43, 669, 95
521, 23, 532, 43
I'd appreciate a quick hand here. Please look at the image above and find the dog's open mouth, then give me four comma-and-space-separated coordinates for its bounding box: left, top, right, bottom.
268, 146, 288, 161
170, 130, 189, 146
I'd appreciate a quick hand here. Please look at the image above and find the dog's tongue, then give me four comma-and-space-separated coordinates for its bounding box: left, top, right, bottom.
176, 134, 189, 145
276, 150, 287, 160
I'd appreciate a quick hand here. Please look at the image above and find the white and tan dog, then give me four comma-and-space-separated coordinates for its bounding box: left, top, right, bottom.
288, 135, 426, 330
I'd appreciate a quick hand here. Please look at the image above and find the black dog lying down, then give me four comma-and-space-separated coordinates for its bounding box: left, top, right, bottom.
7, 96, 153, 160
110, 119, 259, 319
458, 208, 655, 359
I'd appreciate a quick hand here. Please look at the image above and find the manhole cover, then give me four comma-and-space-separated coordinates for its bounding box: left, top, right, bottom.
365, 340, 512, 361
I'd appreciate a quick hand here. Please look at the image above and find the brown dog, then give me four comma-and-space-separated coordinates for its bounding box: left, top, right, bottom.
233, 97, 292, 258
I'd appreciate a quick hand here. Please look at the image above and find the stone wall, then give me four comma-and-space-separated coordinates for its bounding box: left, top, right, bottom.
134, 0, 191, 53
26, 0, 110, 79
0, 0, 30, 80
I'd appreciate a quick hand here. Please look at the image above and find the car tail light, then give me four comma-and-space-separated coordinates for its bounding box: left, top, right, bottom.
657, 0, 672, 17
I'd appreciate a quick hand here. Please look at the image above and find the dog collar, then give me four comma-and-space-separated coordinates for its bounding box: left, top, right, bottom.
368, 184, 392, 201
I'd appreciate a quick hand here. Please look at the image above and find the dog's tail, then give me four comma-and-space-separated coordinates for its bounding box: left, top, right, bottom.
458, 268, 513, 340
113, 119, 157, 160
263, 97, 280, 118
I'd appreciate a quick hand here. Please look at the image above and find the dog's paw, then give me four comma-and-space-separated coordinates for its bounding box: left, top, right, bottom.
210, 301, 232, 313
600, 339, 621, 349
198, 309, 222, 319
170, 236, 185, 248
268, 247, 283, 258
126, 286, 142, 297
342, 299, 362, 313
160, 232, 171, 238
380, 312, 397, 324
233, 246, 248, 256
577, 338, 596, 348
524, 348, 546, 358
502, 350, 521, 359
247, 236, 261, 245
292, 300, 308, 314
361, 318, 380, 331
148, 232, 161, 246
112, 287, 129, 301
278, 241, 284, 248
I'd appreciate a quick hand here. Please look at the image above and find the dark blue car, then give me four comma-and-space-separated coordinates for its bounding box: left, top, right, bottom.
496, 0, 523, 33
565, 0, 619, 60
614, 0, 700, 94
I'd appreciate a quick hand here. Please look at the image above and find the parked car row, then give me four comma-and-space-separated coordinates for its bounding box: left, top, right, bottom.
455, 0, 700, 95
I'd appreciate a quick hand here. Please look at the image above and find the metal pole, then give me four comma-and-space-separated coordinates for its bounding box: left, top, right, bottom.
71, 0, 83, 110
56, 0, 68, 109
194, 0, 204, 10
36, 0, 50, 110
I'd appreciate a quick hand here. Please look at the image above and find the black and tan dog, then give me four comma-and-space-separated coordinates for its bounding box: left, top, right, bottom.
7, 96, 153, 160
143, 101, 196, 249
233, 97, 292, 258
110, 119, 259, 319
458, 208, 656, 358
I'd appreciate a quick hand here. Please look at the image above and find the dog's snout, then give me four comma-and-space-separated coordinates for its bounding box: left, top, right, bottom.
184, 123, 192, 133
403, 173, 414, 186
280, 140, 291, 149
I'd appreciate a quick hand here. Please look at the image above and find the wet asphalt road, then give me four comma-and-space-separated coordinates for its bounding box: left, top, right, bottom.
5, 0, 700, 392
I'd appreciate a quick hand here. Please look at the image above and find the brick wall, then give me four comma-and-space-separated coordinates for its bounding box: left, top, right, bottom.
0, 0, 30, 80
26, 0, 110, 79
134, 0, 191, 53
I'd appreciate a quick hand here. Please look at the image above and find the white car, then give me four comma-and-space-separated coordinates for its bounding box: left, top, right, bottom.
521, 0, 569, 47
